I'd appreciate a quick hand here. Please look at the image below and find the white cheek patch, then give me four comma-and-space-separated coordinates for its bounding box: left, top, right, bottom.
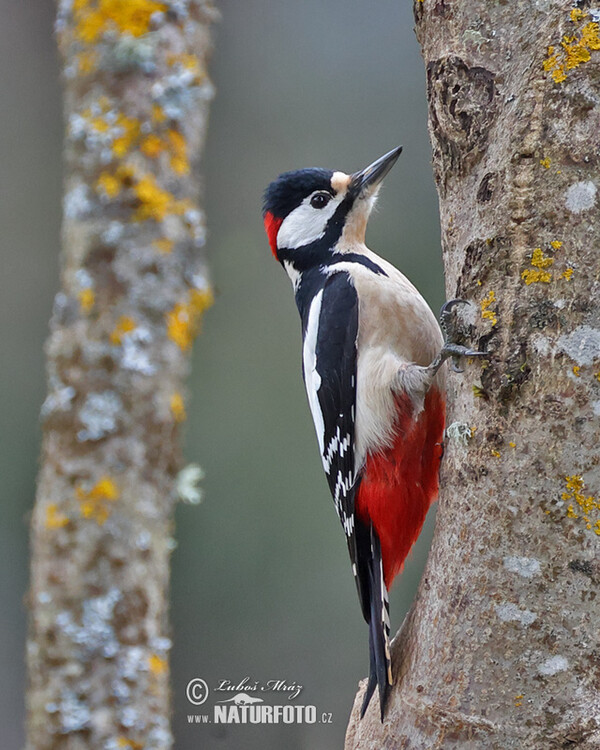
277, 193, 344, 250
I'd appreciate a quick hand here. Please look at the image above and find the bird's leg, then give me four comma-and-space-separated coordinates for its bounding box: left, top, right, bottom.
428, 299, 487, 375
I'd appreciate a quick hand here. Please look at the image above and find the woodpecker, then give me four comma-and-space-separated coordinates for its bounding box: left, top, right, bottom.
263, 147, 482, 720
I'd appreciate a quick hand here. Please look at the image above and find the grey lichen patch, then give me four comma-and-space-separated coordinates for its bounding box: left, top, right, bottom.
120, 326, 156, 375
538, 655, 569, 676
445, 421, 473, 445
530, 333, 551, 357
503, 556, 541, 578
56, 589, 121, 658
59, 690, 91, 733
64, 182, 93, 220
151, 67, 215, 122
495, 602, 537, 626
102, 33, 158, 73
41, 382, 76, 419
119, 645, 149, 682
78, 391, 123, 442
565, 181, 597, 214
557, 325, 600, 366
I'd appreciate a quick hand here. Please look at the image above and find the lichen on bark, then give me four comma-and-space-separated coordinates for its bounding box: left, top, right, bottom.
26, 2, 217, 748
346, 2, 600, 748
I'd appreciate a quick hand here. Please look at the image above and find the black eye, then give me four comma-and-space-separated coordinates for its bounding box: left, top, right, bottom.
310, 192, 331, 209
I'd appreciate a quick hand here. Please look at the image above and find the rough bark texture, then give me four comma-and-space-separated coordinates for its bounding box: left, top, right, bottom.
26, 3, 216, 748
347, 2, 600, 748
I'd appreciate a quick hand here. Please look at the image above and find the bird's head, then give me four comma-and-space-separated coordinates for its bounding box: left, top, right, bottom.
262, 146, 402, 268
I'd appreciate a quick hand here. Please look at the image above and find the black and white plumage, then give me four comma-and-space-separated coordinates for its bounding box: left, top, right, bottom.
263, 148, 477, 719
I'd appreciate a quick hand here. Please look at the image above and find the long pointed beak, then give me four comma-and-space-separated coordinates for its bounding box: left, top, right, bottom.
350, 146, 403, 197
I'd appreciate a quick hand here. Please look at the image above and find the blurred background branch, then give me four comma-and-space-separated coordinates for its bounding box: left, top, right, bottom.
347, 1, 600, 747
26, 3, 216, 748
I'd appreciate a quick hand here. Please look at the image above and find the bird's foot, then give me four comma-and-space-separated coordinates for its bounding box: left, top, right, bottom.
431, 299, 487, 374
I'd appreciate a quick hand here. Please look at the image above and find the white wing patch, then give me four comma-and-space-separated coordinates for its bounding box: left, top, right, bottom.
303, 290, 325, 455
322, 426, 352, 473
333, 469, 355, 537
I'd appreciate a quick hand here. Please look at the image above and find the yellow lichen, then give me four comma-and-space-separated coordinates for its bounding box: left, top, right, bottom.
581, 22, 600, 50
78, 288, 95, 313
112, 113, 140, 158
522, 269, 552, 285
76, 476, 120, 525
189, 288, 214, 317
134, 174, 188, 221
509, 441, 516, 448
532, 247, 554, 268
521, 248, 554, 285
562, 475, 600, 535
562, 268, 574, 281
96, 171, 122, 199
74, 0, 167, 44
550, 240, 563, 250
117, 738, 143, 750
167, 303, 194, 350
480, 290, 497, 326
168, 129, 189, 175
140, 134, 166, 159
166, 287, 214, 350
46, 504, 69, 529
77, 50, 98, 74
148, 654, 168, 675
514, 694, 524, 708
573, 365, 581, 377
544, 11, 600, 83
152, 104, 167, 123
563, 39, 591, 69
110, 315, 136, 345
170, 392, 186, 422
152, 238, 174, 254
491, 449, 501, 458
539, 157, 551, 168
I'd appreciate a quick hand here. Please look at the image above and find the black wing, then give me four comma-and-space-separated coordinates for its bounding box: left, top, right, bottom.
302, 271, 371, 617
301, 269, 392, 718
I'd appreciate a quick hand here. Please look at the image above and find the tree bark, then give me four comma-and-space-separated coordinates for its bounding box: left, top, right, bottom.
347, 2, 600, 747
26, 3, 216, 748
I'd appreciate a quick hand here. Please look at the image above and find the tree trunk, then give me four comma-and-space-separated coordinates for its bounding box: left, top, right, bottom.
26, 3, 216, 748
346, 2, 600, 747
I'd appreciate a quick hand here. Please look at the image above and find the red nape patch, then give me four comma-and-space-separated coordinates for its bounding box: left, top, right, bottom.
356, 387, 446, 590
263, 211, 283, 260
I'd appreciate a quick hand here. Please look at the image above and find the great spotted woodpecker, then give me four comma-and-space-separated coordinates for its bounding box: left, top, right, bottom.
263, 147, 481, 719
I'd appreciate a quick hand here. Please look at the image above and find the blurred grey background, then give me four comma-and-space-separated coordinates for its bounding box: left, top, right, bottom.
0, 1, 442, 748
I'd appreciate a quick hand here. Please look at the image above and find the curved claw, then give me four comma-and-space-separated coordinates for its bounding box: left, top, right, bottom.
439, 298, 471, 317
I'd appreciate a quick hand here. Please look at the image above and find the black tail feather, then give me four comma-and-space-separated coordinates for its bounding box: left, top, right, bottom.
359, 526, 392, 721
360, 622, 377, 718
